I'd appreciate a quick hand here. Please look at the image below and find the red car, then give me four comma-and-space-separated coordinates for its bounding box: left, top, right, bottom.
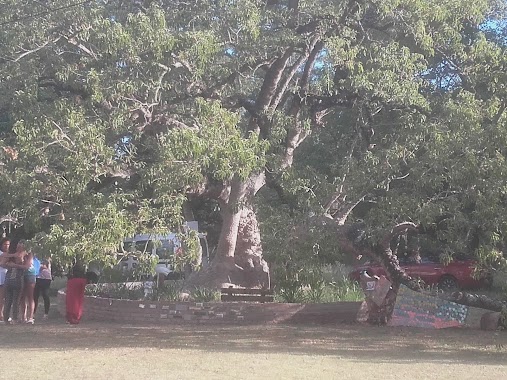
349, 256, 493, 290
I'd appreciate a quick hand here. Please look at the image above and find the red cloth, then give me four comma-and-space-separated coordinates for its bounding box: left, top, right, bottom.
65, 278, 87, 324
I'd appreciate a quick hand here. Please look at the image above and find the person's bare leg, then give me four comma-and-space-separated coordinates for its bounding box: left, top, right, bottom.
18, 284, 25, 321
24, 283, 35, 322
0, 286, 4, 321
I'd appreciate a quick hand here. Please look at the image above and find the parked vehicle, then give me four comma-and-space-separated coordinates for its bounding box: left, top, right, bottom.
119, 228, 209, 279
349, 256, 493, 291
121, 233, 179, 277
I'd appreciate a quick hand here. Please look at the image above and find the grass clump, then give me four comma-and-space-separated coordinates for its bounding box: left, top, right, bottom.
190, 286, 221, 302
275, 264, 364, 303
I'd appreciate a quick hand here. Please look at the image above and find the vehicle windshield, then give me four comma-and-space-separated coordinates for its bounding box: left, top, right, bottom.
124, 239, 176, 259
155, 240, 175, 259
398, 256, 435, 264
123, 240, 153, 254
361, 256, 437, 266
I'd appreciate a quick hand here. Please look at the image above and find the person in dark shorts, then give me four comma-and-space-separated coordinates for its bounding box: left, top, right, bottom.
34, 258, 52, 320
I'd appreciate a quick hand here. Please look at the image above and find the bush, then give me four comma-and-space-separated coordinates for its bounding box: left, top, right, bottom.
324, 277, 363, 302
85, 283, 144, 300
190, 287, 220, 302
99, 267, 128, 283
85, 280, 188, 301
276, 278, 305, 303
274, 264, 363, 303
149, 281, 183, 302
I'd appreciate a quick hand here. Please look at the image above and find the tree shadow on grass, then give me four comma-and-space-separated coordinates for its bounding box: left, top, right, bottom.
1, 319, 507, 366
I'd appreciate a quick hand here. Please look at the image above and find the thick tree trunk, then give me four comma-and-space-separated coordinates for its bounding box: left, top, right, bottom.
184, 201, 242, 289
232, 207, 270, 288
185, 174, 269, 289
186, 206, 269, 289
376, 222, 425, 292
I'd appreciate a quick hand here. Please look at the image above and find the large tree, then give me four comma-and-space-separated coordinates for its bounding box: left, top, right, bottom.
1, 0, 506, 289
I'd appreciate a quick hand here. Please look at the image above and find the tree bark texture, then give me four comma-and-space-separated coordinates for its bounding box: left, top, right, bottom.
185, 174, 269, 289
184, 205, 269, 289
376, 222, 425, 293
232, 206, 270, 288
450, 292, 506, 312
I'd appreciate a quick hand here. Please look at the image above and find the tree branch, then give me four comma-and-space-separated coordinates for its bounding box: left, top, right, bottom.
380, 222, 420, 251
6, 37, 61, 62
255, 48, 295, 112
62, 34, 98, 60
269, 52, 309, 111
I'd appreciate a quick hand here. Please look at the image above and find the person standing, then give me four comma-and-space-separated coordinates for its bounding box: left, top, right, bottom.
20, 248, 36, 324
34, 258, 52, 320
1, 240, 28, 324
0, 238, 11, 323
65, 262, 88, 324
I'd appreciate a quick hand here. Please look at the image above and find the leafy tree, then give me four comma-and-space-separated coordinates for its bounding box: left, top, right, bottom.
259, 0, 507, 286
1, 0, 506, 290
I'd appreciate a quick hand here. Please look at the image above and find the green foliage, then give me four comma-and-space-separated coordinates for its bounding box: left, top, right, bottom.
475, 247, 507, 275
99, 267, 129, 284
325, 277, 364, 302
170, 229, 201, 272
274, 263, 363, 303
85, 283, 144, 300
259, 191, 353, 278
276, 277, 305, 303
189, 286, 221, 302
86, 280, 187, 302
150, 281, 183, 302
133, 253, 159, 279
275, 272, 363, 303
303, 271, 327, 303
1, 0, 507, 282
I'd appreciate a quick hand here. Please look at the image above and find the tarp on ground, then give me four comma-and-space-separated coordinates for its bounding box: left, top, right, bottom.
388, 285, 484, 329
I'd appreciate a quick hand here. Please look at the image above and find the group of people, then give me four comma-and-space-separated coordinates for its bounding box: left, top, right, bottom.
0, 238, 52, 325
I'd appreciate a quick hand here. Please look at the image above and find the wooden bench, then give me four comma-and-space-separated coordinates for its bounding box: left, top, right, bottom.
220, 286, 274, 303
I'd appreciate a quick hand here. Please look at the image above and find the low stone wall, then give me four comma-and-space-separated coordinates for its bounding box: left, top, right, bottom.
58, 288, 361, 325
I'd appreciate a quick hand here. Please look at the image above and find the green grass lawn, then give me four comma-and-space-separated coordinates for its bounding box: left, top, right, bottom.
24, 275, 506, 379
1, 317, 506, 379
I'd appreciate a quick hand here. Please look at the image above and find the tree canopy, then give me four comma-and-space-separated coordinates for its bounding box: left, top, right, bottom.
0, 0, 506, 286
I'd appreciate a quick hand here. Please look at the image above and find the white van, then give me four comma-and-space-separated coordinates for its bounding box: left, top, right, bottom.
119, 230, 209, 279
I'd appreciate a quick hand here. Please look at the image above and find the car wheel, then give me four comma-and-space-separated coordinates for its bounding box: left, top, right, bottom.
438, 275, 458, 291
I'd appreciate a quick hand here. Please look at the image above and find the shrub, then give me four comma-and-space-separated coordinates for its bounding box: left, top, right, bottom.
276, 278, 305, 303
325, 277, 363, 302
275, 265, 364, 303
149, 280, 184, 302
190, 286, 220, 302
85, 283, 144, 300
85, 280, 189, 302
